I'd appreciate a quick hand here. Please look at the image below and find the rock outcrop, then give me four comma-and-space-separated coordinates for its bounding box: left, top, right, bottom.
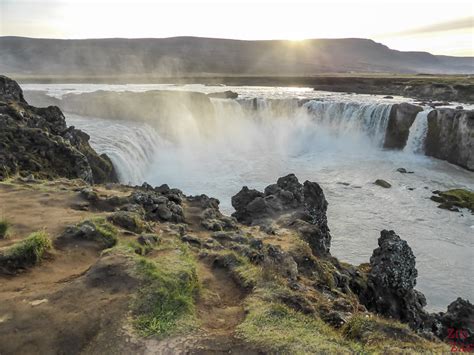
384, 103, 423, 149
231, 174, 331, 256
434, 298, 474, 345
0, 75, 118, 183
425, 108, 474, 171
363, 230, 429, 329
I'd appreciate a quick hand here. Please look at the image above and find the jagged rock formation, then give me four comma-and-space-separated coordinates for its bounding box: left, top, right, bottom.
0, 75, 117, 183
384, 103, 423, 149
232, 174, 331, 256
363, 230, 429, 329
425, 109, 474, 171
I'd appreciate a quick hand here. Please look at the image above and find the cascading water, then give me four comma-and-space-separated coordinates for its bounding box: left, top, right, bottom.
304, 101, 393, 147
66, 113, 165, 184
404, 109, 432, 154
44, 86, 473, 313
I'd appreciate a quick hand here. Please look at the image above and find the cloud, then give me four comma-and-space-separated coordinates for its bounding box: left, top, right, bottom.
389, 16, 473, 36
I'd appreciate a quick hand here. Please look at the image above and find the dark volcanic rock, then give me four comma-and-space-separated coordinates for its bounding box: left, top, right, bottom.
207, 90, 238, 99
384, 103, 423, 149
232, 174, 331, 256
425, 109, 474, 171
0, 75, 118, 183
364, 230, 428, 329
374, 179, 391, 188
434, 298, 474, 345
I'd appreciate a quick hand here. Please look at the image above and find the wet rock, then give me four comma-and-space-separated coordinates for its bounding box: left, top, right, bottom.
374, 179, 391, 188
384, 103, 424, 149
396, 168, 414, 174
430, 189, 474, 213
383, 95, 394, 99
364, 230, 428, 329
207, 90, 238, 99
425, 109, 474, 171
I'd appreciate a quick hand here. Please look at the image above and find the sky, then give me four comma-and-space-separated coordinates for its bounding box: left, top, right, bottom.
1, 0, 473, 56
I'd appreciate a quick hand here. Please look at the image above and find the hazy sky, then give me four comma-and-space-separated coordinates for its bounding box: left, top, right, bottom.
1, 0, 473, 56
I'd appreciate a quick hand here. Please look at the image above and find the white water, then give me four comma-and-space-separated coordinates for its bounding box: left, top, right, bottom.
24, 84, 474, 312
404, 110, 432, 154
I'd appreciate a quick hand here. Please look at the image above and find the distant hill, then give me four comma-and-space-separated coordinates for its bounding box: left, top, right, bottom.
0, 36, 473, 76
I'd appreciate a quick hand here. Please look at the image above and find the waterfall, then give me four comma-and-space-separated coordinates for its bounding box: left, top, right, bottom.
303, 100, 393, 147
65, 96, 396, 186
66, 113, 165, 184
404, 109, 432, 154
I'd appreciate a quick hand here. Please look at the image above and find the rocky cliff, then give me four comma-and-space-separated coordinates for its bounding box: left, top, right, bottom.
384, 103, 423, 149
425, 109, 474, 171
0, 75, 117, 183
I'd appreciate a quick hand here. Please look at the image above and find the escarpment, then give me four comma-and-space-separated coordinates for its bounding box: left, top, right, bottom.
0, 75, 117, 183
425, 108, 474, 171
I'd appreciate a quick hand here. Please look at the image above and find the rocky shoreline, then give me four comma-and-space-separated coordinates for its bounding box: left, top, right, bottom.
0, 75, 473, 353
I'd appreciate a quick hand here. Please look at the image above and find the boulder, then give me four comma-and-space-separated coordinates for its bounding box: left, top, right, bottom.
374, 179, 391, 188
232, 174, 331, 256
384, 103, 423, 149
434, 298, 474, 345
425, 109, 474, 171
107, 211, 145, 233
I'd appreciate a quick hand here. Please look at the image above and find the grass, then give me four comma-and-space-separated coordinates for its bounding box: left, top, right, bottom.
0, 219, 10, 239
81, 217, 118, 248
0, 231, 52, 270
236, 296, 360, 354
131, 240, 199, 337
342, 313, 450, 353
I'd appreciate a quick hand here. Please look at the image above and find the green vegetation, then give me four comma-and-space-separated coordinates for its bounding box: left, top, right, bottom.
237, 296, 360, 354
437, 189, 474, 212
74, 217, 118, 248
0, 218, 10, 239
342, 313, 450, 353
0, 231, 52, 271
132, 240, 199, 337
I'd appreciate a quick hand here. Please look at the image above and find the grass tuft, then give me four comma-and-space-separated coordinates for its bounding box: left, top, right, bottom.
0, 231, 52, 271
132, 241, 199, 337
0, 219, 10, 239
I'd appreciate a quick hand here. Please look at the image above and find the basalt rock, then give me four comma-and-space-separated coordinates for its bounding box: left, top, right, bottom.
232, 174, 331, 256
425, 109, 474, 171
0, 75, 118, 183
434, 298, 474, 345
384, 103, 423, 149
363, 230, 429, 330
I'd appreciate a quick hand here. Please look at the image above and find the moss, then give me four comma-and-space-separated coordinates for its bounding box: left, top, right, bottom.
0, 231, 52, 271
342, 313, 450, 353
132, 241, 199, 337
71, 217, 118, 248
236, 297, 361, 354
437, 189, 474, 212
0, 219, 10, 239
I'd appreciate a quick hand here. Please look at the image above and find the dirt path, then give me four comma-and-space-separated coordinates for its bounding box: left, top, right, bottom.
142, 259, 261, 355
